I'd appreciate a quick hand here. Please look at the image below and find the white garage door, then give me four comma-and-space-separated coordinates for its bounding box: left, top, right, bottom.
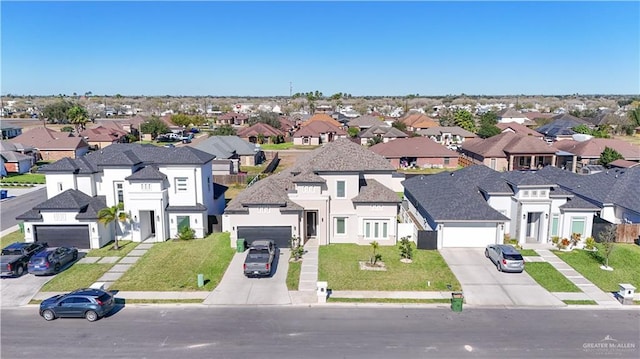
441, 223, 498, 248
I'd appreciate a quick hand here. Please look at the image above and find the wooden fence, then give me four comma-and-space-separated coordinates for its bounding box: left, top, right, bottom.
616, 224, 640, 243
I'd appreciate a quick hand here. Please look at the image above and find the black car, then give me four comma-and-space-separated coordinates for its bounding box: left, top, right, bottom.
39, 288, 115, 322
28, 247, 78, 275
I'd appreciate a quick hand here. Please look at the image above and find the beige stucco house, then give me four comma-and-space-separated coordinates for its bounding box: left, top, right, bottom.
222, 138, 404, 248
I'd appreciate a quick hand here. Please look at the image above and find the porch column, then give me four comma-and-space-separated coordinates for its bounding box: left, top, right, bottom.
508, 155, 514, 171
551, 154, 556, 167
530, 155, 535, 169
571, 155, 577, 173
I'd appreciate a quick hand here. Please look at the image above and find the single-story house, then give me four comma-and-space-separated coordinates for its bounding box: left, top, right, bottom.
9, 127, 89, 161
237, 123, 285, 144
496, 108, 530, 125
536, 114, 592, 141
347, 115, 384, 130
80, 126, 128, 149
416, 126, 477, 148
358, 124, 408, 145
496, 122, 544, 138
292, 121, 347, 146
193, 135, 265, 173
1, 123, 23, 139
400, 112, 439, 131
369, 137, 459, 169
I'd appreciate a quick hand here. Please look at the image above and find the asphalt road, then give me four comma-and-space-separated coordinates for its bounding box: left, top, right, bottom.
1, 306, 638, 358
0, 187, 46, 231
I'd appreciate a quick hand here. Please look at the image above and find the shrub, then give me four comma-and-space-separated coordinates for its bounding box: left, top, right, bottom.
398, 236, 413, 260
370, 241, 382, 265
584, 237, 596, 250
289, 236, 304, 261
570, 233, 581, 248
176, 226, 195, 241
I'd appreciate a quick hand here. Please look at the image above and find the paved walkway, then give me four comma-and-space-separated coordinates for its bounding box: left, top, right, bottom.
534, 249, 622, 307
77, 242, 155, 290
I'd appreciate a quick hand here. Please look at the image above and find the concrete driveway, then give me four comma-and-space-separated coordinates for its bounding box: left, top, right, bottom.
1, 274, 53, 307
440, 248, 565, 307
204, 248, 291, 305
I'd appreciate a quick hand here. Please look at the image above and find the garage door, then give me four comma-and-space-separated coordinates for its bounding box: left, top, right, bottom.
237, 226, 291, 248
441, 223, 498, 248
34, 225, 91, 249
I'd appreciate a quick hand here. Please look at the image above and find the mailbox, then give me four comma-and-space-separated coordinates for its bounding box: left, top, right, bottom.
618, 283, 636, 305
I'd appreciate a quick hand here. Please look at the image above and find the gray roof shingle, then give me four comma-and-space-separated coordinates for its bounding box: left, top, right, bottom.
352, 178, 400, 203
125, 166, 167, 181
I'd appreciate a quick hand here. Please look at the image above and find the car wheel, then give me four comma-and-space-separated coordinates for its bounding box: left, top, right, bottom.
496, 262, 502, 272
85, 310, 98, 322
15, 265, 24, 277
484, 249, 489, 258
42, 309, 56, 321
54, 263, 61, 273
73, 252, 78, 261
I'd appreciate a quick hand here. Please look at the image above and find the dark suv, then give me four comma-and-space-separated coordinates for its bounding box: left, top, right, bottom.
39, 288, 115, 322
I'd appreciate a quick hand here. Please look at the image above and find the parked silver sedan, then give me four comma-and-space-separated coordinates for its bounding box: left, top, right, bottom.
485, 244, 524, 273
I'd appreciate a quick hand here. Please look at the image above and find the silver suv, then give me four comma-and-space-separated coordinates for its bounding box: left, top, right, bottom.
485, 244, 524, 273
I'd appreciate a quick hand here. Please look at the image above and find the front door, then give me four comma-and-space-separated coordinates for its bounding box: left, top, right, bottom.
305, 211, 317, 238
149, 211, 156, 236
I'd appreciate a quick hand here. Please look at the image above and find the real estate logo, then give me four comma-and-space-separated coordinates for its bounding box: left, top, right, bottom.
583, 335, 636, 355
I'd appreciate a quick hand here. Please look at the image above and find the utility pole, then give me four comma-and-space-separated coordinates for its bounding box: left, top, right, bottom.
289, 82, 292, 97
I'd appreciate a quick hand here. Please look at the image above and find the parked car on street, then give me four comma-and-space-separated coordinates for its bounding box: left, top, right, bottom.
485, 244, 524, 273
39, 288, 115, 322
0, 242, 48, 277
28, 247, 78, 275
243, 240, 276, 277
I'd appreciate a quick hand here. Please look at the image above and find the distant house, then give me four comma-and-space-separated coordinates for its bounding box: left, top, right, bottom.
9, 127, 89, 161
496, 108, 529, 125
536, 114, 592, 140
217, 112, 250, 126
292, 121, 347, 146
608, 159, 640, 169
496, 122, 544, 138
358, 124, 408, 145
553, 137, 640, 172
192, 135, 264, 173
400, 112, 439, 131
416, 126, 477, 148
0, 141, 34, 174
79, 126, 128, 149
347, 115, 384, 130
369, 137, 459, 169
460, 132, 557, 171
301, 113, 343, 129
1, 123, 22, 139
237, 123, 285, 144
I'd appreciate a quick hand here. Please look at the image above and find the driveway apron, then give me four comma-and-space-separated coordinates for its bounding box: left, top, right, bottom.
440, 248, 565, 307
1, 274, 53, 307
204, 248, 291, 305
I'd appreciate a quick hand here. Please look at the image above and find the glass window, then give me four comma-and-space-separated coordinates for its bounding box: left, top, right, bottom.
444, 157, 450, 165
115, 182, 124, 204
336, 181, 345, 198
175, 177, 188, 192
571, 217, 586, 237
177, 216, 190, 231
336, 217, 346, 235
364, 220, 388, 239
551, 214, 559, 237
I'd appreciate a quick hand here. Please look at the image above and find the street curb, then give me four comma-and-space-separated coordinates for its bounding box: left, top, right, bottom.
0, 225, 20, 238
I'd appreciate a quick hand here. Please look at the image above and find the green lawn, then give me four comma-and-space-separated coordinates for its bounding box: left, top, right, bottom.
0, 173, 45, 184
111, 232, 234, 291
524, 262, 581, 292
240, 165, 266, 176
553, 244, 640, 292
318, 244, 461, 291
41, 264, 114, 292
519, 249, 539, 256
563, 300, 597, 305
86, 240, 138, 258
259, 142, 295, 150
287, 260, 301, 290
1, 230, 24, 248
327, 298, 451, 304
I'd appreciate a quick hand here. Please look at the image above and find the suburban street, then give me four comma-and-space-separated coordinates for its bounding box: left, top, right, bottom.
1, 306, 638, 358
0, 187, 46, 231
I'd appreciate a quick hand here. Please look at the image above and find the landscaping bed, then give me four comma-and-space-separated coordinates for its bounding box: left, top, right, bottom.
318, 244, 461, 291
110, 232, 234, 291
524, 262, 581, 292
553, 244, 640, 292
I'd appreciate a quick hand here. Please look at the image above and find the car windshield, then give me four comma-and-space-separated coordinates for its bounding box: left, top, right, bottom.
504, 254, 523, 260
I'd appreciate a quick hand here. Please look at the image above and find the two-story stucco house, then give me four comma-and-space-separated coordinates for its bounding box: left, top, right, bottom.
17, 144, 225, 249
222, 138, 404, 248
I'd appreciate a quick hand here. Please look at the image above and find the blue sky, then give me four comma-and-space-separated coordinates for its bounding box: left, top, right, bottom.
2, 1, 639, 96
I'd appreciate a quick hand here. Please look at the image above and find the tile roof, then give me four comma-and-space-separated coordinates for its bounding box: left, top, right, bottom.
359, 124, 408, 139
125, 166, 167, 181
461, 132, 556, 158
237, 123, 284, 137
293, 121, 346, 138
352, 178, 400, 203
347, 115, 384, 128
496, 122, 544, 137
10, 126, 89, 150
369, 137, 457, 158
401, 112, 439, 129
416, 126, 477, 138
79, 126, 127, 142
403, 166, 510, 222
497, 108, 527, 118
609, 159, 640, 168
553, 139, 640, 160
301, 113, 342, 128
193, 135, 257, 157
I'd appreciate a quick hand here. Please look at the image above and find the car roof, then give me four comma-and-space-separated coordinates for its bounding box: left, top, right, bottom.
250, 240, 273, 247
69, 288, 109, 297
32, 249, 56, 257
498, 245, 521, 254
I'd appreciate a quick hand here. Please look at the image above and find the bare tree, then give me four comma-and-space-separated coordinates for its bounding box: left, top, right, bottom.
597, 224, 616, 270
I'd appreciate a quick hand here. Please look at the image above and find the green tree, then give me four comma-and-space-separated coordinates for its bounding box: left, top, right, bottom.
367, 136, 383, 147
67, 105, 89, 133
477, 124, 501, 138
42, 100, 73, 123
347, 127, 360, 138
170, 113, 192, 128
572, 124, 592, 134
479, 111, 498, 127
599, 147, 624, 166
453, 109, 476, 132
97, 205, 128, 250
60, 126, 74, 132
140, 116, 170, 140
249, 111, 281, 129
627, 105, 640, 127
212, 124, 236, 136
391, 120, 407, 131
191, 115, 206, 127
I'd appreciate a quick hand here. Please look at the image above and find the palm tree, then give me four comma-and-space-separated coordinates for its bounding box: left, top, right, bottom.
67, 105, 88, 134
97, 205, 128, 250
